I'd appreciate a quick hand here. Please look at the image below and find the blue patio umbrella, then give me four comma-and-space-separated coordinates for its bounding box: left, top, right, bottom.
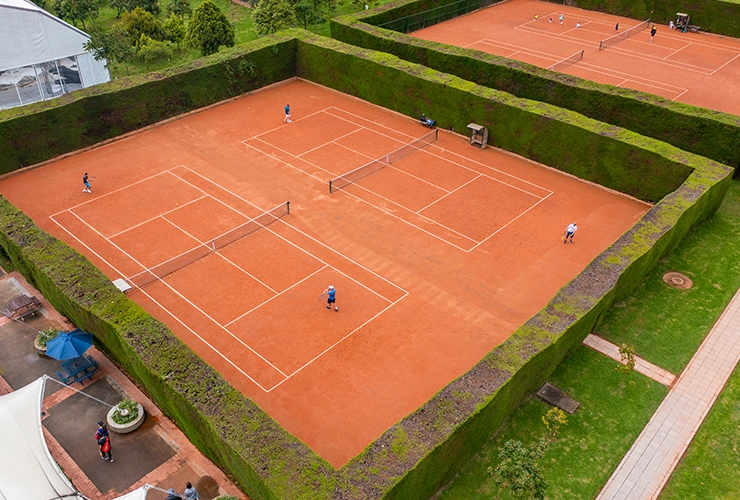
45, 329, 93, 360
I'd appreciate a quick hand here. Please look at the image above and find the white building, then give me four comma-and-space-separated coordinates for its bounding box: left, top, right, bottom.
0, 0, 110, 109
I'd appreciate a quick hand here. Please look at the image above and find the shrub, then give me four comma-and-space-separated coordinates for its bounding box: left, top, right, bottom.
111, 398, 140, 424
36, 327, 60, 348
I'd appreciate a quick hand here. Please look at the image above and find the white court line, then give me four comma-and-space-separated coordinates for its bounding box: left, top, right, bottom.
662, 41, 692, 60
672, 89, 690, 101
468, 193, 553, 251
224, 265, 330, 327
108, 195, 208, 238
249, 106, 331, 141
416, 174, 483, 214
48, 213, 278, 392
576, 62, 687, 94
711, 52, 740, 76
265, 291, 408, 392
64, 206, 290, 379
50, 170, 176, 218
513, 10, 560, 30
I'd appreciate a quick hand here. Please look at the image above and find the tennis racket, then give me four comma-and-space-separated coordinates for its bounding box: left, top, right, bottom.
318, 292, 326, 302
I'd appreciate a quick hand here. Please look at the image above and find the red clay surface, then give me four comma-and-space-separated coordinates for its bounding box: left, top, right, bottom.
413, 0, 740, 115
0, 79, 649, 467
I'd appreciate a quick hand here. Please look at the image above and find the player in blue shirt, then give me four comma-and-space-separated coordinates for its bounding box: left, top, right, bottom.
284, 104, 292, 123
323, 285, 337, 311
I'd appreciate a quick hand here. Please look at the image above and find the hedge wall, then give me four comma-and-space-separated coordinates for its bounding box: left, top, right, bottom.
0, 35, 297, 175
541, 0, 740, 39
330, 2, 740, 170
0, 31, 733, 499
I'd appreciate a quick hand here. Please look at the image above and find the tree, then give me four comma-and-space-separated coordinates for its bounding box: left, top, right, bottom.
163, 14, 186, 50
616, 343, 636, 374
186, 1, 235, 56
129, 0, 160, 15
166, 0, 191, 18
137, 34, 174, 69
120, 7, 166, 44
53, 0, 99, 29
541, 407, 568, 440
252, 0, 294, 35
292, 0, 326, 29
84, 25, 136, 74
489, 439, 548, 500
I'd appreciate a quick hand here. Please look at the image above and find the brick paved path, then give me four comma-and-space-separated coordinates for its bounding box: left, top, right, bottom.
595, 288, 740, 500
584, 334, 676, 387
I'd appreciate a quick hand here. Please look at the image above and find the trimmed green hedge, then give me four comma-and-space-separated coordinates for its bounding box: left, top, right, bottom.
330, 1, 740, 170
0, 36, 297, 175
0, 31, 733, 499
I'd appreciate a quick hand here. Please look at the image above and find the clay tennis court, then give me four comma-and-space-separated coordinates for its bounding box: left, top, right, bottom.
413, 0, 740, 115
0, 79, 649, 467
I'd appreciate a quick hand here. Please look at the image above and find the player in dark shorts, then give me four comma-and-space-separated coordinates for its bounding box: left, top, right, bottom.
323, 285, 337, 311
82, 172, 92, 193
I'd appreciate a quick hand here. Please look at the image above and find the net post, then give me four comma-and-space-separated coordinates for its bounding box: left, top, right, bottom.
329, 180, 333, 193
211, 240, 216, 251
435, 129, 439, 141
286, 201, 290, 215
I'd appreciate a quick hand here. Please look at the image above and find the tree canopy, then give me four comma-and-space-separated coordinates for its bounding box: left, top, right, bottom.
252, 0, 295, 35
186, 1, 235, 56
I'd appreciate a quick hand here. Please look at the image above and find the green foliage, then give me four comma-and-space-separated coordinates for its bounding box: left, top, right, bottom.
166, 0, 191, 17
186, 1, 235, 56
541, 407, 568, 440
163, 14, 187, 49
615, 343, 636, 374
111, 398, 140, 424
137, 34, 174, 68
52, 0, 99, 29
253, 0, 296, 34
292, 0, 328, 29
120, 7, 166, 44
489, 438, 548, 500
84, 25, 136, 73
36, 327, 60, 348
108, 0, 161, 16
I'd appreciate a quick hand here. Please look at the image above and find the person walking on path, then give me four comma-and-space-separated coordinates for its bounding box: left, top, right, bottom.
283, 104, 292, 123
95, 421, 113, 462
183, 482, 200, 500
322, 285, 338, 311
559, 13, 564, 24
82, 172, 93, 193
165, 488, 182, 500
650, 25, 657, 42
562, 222, 577, 244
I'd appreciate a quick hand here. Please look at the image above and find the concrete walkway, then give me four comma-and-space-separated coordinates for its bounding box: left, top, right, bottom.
595, 287, 740, 500
584, 334, 676, 387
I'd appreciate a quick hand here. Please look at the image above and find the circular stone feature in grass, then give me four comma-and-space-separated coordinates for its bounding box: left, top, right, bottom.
663, 272, 693, 289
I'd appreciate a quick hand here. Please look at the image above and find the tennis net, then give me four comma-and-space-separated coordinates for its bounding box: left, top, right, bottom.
126, 201, 290, 288
599, 19, 650, 50
329, 129, 438, 193
547, 50, 584, 72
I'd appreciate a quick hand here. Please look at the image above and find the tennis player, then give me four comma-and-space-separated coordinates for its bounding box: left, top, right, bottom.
82, 172, 92, 193
562, 222, 577, 244
323, 285, 338, 311
284, 104, 292, 123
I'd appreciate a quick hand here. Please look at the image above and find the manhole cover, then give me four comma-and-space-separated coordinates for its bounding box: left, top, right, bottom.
663, 272, 692, 289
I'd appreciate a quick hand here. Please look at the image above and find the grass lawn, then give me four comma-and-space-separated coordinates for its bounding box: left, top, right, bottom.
660, 358, 740, 499
595, 180, 740, 374
436, 347, 668, 499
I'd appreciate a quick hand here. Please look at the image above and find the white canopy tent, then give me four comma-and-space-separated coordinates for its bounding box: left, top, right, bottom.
0, 0, 109, 109
0, 377, 81, 499
0, 377, 152, 500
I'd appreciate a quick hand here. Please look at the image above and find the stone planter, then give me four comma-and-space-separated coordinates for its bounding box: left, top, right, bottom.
33, 337, 48, 357
107, 403, 146, 434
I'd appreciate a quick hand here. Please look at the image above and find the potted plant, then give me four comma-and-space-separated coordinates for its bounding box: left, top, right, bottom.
34, 328, 59, 356
107, 398, 146, 434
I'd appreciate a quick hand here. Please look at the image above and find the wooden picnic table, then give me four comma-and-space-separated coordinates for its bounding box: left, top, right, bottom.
4, 294, 42, 320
